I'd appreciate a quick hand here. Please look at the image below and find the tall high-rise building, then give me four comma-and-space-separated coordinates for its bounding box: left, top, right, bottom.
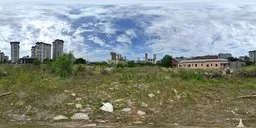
31, 46, 36, 59
249, 50, 256, 63
0, 52, 5, 63
10, 42, 20, 64
52, 39, 64, 59
34, 42, 51, 62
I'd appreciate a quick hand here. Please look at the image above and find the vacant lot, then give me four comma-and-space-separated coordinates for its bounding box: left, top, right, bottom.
0, 65, 255, 127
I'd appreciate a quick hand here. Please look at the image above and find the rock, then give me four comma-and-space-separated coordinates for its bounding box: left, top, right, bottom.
71, 93, 76, 97
64, 90, 69, 93
122, 108, 132, 112
53, 115, 69, 121
237, 119, 245, 127
76, 98, 82, 101
83, 124, 97, 127
66, 103, 75, 106
137, 110, 146, 115
148, 93, 155, 98
141, 102, 148, 107
114, 99, 123, 102
100, 102, 114, 113
76, 104, 83, 109
71, 113, 89, 120
174, 123, 179, 126
80, 107, 92, 113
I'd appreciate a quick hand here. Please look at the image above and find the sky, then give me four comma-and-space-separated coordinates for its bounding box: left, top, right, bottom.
0, 0, 256, 61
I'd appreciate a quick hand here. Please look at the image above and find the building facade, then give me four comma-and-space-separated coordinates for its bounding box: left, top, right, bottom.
218, 53, 232, 59
108, 52, 126, 64
144, 53, 157, 64
0, 52, 4, 63
10, 42, 20, 64
34, 42, 51, 62
52, 39, 64, 59
249, 50, 256, 63
178, 59, 229, 69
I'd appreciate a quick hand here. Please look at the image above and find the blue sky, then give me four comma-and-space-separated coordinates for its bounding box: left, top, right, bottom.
0, 0, 256, 61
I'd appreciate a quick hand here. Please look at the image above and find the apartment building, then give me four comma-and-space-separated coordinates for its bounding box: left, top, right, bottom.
33, 42, 51, 62
144, 53, 157, 64
108, 52, 126, 64
52, 39, 64, 59
178, 59, 229, 69
249, 50, 256, 63
10, 42, 20, 64
218, 53, 232, 59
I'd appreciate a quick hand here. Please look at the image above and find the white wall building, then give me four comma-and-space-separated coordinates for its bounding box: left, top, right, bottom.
10, 42, 20, 64
52, 39, 64, 59
249, 50, 256, 63
34, 42, 51, 62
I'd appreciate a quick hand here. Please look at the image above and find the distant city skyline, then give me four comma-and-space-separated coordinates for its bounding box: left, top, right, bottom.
1, 0, 256, 61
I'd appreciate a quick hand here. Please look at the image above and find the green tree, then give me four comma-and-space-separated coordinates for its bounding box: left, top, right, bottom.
160, 55, 173, 67
52, 53, 75, 77
74, 58, 87, 64
127, 61, 135, 67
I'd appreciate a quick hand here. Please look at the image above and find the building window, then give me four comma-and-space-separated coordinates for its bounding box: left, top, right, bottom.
211, 64, 213, 66
195, 64, 197, 67
207, 64, 209, 67
201, 64, 203, 66
215, 64, 218, 67
188, 64, 191, 67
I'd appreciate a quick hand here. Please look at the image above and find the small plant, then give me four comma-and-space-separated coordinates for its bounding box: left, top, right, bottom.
33, 59, 41, 66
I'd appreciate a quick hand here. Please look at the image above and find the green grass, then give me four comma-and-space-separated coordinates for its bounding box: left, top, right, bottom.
0, 65, 256, 127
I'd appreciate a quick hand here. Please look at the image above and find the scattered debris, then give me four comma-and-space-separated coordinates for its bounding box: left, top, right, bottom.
137, 110, 146, 115
237, 95, 256, 99
0, 92, 12, 97
71, 113, 89, 120
237, 119, 245, 127
122, 108, 132, 112
53, 115, 69, 121
100, 102, 114, 113
141, 102, 148, 107
114, 99, 123, 102
66, 103, 75, 106
148, 93, 155, 98
71, 93, 76, 97
75, 98, 82, 101
83, 124, 97, 127
75, 104, 83, 109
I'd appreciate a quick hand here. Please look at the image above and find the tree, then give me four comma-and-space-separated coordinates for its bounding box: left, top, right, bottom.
160, 55, 173, 67
74, 58, 87, 64
127, 61, 135, 67
52, 53, 75, 78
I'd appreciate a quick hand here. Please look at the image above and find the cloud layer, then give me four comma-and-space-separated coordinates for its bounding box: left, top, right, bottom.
0, 1, 256, 61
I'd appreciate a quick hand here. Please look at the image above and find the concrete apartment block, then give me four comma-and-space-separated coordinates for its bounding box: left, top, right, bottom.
52, 39, 64, 59
249, 50, 256, 63
10, 42, 20, 64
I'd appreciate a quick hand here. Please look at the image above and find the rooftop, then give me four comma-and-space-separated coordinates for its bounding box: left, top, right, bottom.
179, 59, 229, 63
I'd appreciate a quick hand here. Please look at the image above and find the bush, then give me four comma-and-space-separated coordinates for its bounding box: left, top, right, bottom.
51, 53, 74, 77
33, 59, 41, 66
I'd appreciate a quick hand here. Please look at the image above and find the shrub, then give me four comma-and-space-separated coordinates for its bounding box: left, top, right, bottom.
51, 53, 74, 78
33, 59, 41, 66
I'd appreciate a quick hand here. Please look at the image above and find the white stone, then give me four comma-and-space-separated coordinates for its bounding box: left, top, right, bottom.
64, 90, 69, 93
237, 119, 245, 127
76, 98, 82, 101
66, 103, 75, 106
148, 93, 155, 98
114, 99, 123, 102
83, 124, 97, 127
53, 115, 69, 121
71, 113, 89, 120
137, 110, 146, 115
122, 108, 132, 112
100, 102, 114, 113
71, 93, 76, 97
76, 104, 83, 109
